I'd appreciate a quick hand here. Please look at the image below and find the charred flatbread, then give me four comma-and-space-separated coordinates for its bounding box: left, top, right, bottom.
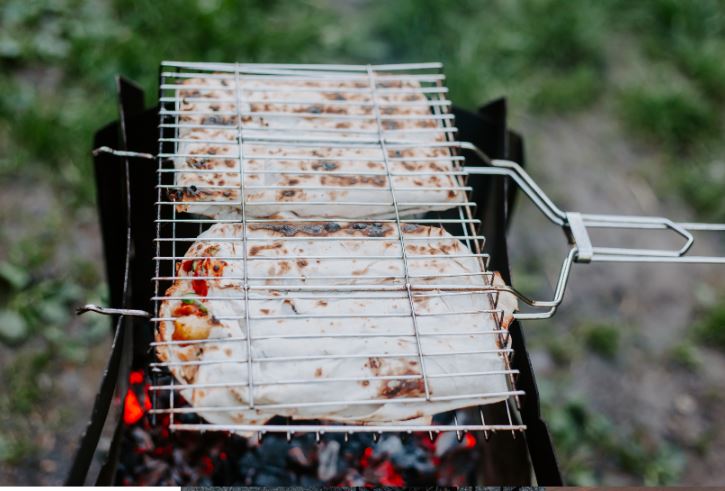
156, 222, 517, 430
167, 76, 464, 219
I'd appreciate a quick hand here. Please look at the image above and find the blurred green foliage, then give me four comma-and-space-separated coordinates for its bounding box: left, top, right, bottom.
667, 341, 702, 370
583, 323, 621, 360
1, 0, 724, 484
696, 301, 725, 350
543, 395, 685, 485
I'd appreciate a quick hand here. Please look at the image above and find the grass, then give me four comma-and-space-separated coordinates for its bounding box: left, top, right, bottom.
582, 323, 621, 360
668, 341, 701, 370
696, 301, 725, 350
618, 85, 717, 153
542, 391, 685, 485
529, 67, 603, 114
0, 350, 52, 464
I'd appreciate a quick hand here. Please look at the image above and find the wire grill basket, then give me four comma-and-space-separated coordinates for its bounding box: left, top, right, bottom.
148, 62, 525, 438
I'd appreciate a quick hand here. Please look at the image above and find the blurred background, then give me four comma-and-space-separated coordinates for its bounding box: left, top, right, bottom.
1, 0, 724, 485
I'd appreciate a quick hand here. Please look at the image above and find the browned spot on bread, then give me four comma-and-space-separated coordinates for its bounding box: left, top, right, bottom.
323, 92, 347, 101
352, 266, 370, 276
278, 190, 297, 199
378, 372, 425, 399
401, 222, 422, 232
322, 174, 386, 187
283, 298, 299, 314
402, 411, 425, 421
311, 161, 338, 171
368, 356, 382, 375
181, 365, 199, 383
248, 242, 283, 256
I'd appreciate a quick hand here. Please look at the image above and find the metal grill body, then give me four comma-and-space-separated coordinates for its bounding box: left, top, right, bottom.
150, 62, 525, 438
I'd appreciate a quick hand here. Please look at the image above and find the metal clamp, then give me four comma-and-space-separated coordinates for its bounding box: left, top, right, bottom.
461, 142, 725, 319
92, 146, 156, 160
76, 304, 151, 318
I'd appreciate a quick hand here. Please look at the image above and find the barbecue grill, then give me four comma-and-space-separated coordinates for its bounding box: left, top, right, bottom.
67, 62, 724, 486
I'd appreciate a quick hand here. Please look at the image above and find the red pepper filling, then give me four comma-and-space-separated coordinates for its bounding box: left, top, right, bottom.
178, 258, 225, 298
191, 278, 208, 296
172, 303, 205, 317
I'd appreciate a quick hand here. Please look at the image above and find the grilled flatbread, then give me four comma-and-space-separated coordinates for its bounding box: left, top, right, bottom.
156, 222, 517, 429
167, 76, 464, 219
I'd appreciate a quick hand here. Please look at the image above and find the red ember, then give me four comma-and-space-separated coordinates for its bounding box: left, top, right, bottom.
123, 389, 145, 425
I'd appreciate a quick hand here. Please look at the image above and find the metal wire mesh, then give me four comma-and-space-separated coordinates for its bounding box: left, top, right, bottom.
150, 61, 525, 438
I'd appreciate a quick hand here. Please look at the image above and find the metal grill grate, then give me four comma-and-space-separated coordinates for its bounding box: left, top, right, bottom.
149, 62, 526, 439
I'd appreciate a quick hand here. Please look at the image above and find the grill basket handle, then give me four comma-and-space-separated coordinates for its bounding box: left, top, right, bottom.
461, 142, 725, 319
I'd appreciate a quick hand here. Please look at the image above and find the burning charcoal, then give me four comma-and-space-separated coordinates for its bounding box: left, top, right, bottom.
256, 435, 291, 468
374, 434, 404, 457
364, 460, 405, 487
436, 432, 479, 486
237, 451, 259, 483
317, 440, 340, 481
299, 473, 322, 487
394, 441, 437, 485
131, 427, 154, 452
435, 431, 460, 457
338, 468, 366, 486
238, 435, 298, 486
435, 431, 477, 457
118, 368, 474, 486
254, 467, 297, 487
288, 445, 312, 468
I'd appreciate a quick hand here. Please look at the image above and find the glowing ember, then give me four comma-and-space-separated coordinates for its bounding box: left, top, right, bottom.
463, 433, 477, 449
123, 389, 145, 425
118, 370, 482, 485
123, 370, 151, 425
129, 370, 145, 384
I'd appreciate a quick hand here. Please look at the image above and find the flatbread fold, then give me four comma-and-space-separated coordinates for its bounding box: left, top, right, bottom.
167, 76, 464, 219
156, 222, 518, 429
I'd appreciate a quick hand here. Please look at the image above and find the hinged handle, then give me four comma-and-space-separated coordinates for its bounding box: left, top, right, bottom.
565, 212, 593, 262
575, 214, 725, 263
461, 142, 725, 319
